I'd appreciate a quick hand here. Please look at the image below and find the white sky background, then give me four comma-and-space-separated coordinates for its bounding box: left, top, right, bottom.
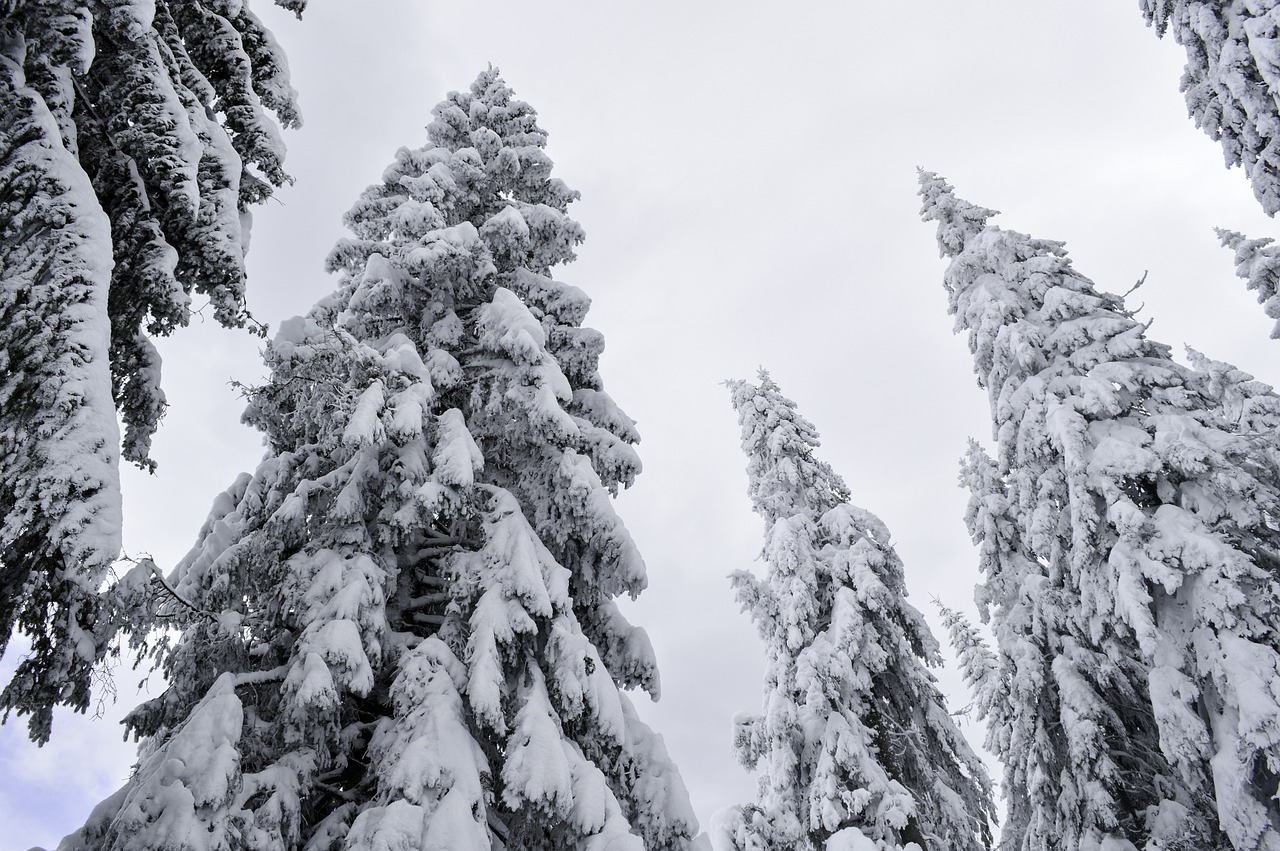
6, 1, 1280, 847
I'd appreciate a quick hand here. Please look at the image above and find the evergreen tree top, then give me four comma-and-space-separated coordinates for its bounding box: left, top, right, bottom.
428, 67, 554, 155
725, 370, 850, 524
722, 372, 994, 851
916, 171, 1178, 422
924, 174, 1280, 851
916, 170, 998, 259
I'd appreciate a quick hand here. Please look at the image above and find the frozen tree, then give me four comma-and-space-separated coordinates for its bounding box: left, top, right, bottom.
718, 372, 994, 851
1217, 228, 1280, 338
59, 69, 708, 851
920, 170, 1280, 850
0, 0, 304, 740
1140, 0, 1280, 215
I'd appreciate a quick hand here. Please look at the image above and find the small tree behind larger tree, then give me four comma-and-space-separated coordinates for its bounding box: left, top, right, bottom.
718, 371, 994, 851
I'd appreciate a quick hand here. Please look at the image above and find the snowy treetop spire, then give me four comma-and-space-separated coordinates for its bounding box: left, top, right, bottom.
916, 169, 998, 259
429, 66, 550, 152
721, 372, 994, 851
917, 173, 1163, 428
725, 370, 849, 524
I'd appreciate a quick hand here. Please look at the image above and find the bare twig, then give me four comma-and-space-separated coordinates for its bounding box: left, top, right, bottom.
1121, 270, 1148, 300
488, 810, 511, 843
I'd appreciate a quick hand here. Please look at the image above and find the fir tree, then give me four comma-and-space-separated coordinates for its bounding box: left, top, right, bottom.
718, 372, 994, 851
60, 70, 708, 851
0, 0, 304, 740
920, 170, 1280, 851
1140, 0, 1280, 216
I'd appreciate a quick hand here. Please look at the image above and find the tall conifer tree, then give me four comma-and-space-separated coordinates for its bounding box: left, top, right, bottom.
719, 372, 994, 851
60, 70, 708, 851
920, 170, 1280, 851
1, 0, 304, 740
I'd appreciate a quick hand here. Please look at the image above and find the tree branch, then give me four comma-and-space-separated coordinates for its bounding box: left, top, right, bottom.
406, 592, 450, 610
232, 666, 288, 688
145, 559, 218, 621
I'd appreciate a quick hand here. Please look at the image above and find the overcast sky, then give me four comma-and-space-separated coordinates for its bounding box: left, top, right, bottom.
5, 2, 1280, 848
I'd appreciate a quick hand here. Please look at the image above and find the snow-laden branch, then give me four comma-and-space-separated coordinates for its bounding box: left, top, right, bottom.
144, 559, 217, 621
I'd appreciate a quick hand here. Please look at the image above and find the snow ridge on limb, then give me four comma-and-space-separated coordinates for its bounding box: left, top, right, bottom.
1140, 0, 1280, 216
921, 171, 1280, 850
719, 372, 994, 851
63, 70, 708, 851
0, 0, 305, 741
0, 40, 122, 744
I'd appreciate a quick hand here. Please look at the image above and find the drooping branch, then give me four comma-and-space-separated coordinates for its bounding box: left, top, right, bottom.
144, 559, 218, 621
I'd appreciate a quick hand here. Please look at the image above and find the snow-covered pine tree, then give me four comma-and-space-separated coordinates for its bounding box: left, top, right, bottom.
920, 170, 1280, 851
1140, 0, 1280, 216
1217, 228, 1280, 338
0, 0, 304, 740
718, 372, 994, 851
60, 69, 708, 851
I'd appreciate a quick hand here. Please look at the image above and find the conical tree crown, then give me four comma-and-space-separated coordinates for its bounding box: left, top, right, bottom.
732, 372, 848, 523
720, 372, 994, 851
921, 172, 1280, 851
917, 170, 997, 261
62, 70, 706, 851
